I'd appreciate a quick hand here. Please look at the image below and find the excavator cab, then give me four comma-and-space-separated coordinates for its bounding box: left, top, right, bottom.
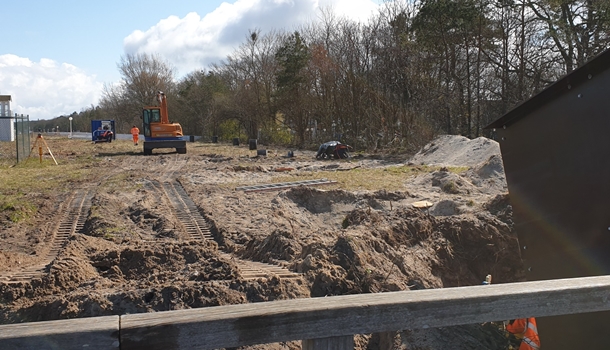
142, 108, 159, 138
141, 92, 186, 155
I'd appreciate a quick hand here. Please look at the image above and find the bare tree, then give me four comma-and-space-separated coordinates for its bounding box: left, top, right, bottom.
528, 0, 610, 73
97, 53, 176, 132
98, 83, 132, 132
118, 53, 175, 105
115, 0, 610, 150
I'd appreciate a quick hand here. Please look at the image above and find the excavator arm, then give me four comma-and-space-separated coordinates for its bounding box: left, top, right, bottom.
157, 91, 170, 125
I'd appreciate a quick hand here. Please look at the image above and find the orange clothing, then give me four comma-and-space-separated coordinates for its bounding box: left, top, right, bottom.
506, 318, 540, 350
131, 127, 140, 144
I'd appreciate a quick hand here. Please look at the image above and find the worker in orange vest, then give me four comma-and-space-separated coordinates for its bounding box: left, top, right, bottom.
506, 317, 540, 350
130, 125, 140, 146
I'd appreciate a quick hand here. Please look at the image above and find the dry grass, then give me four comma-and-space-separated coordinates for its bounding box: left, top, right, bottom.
1, 136, 469, 220
0, 137, 232, 221
0, 136, 121, 222
188, 142, 294, 159
1, 135, 140, 165
273, 164, 467, 192
1, 137, 100, 191
188, 142, 469, 192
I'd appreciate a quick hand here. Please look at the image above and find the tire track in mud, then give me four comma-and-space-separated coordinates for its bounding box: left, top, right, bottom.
146, 178, 301, 281
148, 180, 213, 241
0, 156, 298, 284
0, 189, 93, 284
157, 156, 188, 183
0, 164, 132, 285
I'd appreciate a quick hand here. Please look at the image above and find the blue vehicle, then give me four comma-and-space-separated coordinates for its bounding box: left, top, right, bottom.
91, 120, 115, 143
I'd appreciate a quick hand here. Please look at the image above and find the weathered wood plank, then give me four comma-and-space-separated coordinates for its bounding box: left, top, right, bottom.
302, 335, 354, 350
0, 315, 120, 350
119, 275, 610, 350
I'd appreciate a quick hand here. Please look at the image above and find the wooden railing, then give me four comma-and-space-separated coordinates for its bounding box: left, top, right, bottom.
2, 275, 610, 350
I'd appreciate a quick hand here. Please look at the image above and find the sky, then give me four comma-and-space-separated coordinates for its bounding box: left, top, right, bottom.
0, 0, 383, 120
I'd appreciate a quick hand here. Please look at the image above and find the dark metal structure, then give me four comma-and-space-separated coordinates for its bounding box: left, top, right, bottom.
14, 114, 30, 163
487, 49, 610, 349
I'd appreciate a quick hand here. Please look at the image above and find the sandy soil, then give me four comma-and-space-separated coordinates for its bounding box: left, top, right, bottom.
0, 135, 523, 349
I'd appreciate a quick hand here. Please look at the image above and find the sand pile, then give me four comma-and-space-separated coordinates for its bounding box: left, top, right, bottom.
408, 135, 501, 167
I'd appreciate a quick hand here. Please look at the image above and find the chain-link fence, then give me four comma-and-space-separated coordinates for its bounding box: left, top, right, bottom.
14, 114, 30, 163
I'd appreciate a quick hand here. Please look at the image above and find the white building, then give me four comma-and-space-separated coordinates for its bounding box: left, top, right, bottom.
0, 95, 14, 142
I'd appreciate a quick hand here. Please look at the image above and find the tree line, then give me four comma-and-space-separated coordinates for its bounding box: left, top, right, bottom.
33, 0, 610, 152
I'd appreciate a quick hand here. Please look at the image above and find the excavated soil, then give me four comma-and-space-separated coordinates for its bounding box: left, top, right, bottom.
0, 135, 524, 349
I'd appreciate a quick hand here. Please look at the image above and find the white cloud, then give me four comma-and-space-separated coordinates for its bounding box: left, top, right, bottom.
0, 54, 102, 120
318, 0, 379, 21
0, 0, 380, 120
124, 0, 380, 77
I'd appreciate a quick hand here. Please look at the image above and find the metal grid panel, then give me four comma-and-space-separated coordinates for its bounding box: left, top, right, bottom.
15, 114, 30, 163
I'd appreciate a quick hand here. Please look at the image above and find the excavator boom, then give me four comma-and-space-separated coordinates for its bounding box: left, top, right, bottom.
157, 91, 170, 125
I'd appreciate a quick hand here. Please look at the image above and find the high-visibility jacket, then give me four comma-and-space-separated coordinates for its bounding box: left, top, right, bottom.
131, 127, 140, 136
506, 317, 540, 350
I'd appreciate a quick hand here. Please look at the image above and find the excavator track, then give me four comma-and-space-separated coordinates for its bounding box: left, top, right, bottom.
0, 167, 300, 284
0, 189, 92, 284
156, 181, 213, 241
149, 179, 301, 281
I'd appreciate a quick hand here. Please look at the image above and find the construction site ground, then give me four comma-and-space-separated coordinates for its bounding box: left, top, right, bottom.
0, 135, 523, 349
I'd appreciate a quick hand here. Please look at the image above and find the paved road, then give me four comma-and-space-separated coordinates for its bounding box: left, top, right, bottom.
44, 132, 132, 140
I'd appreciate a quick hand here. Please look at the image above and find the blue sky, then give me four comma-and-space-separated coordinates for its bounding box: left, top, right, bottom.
0, 0, 383, 120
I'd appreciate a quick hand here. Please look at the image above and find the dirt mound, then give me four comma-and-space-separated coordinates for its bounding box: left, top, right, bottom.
472, 154, 504, 179
282, 187, 359, 213
409, 135, 501, 167
0, 235, 309, 323
431, 169, 480, 195
1, 139, 523, 349
241, 229, 302, 262
485, 193, 513, 226
464, 154, 507, 194
410, 169, 482, 210
293, 207, 523, 297
430, 199, 461, 216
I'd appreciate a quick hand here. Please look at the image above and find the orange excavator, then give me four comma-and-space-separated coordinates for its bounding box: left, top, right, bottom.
141, 91, 186, 155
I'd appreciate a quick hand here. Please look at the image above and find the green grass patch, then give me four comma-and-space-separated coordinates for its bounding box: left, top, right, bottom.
446, 166, 469, 174
0, 137, 108, 224
0, 162, 94, 224
0, 193, 37, 223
